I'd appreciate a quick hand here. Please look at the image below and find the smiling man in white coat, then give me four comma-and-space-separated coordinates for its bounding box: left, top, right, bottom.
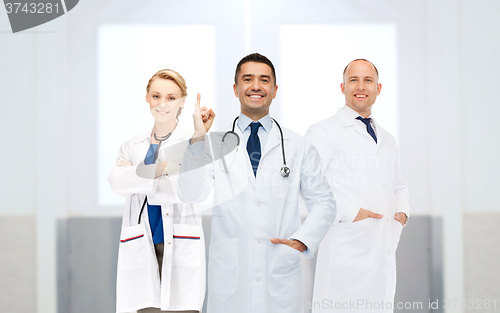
306, 59, 410, 313
177, 53, 336, 313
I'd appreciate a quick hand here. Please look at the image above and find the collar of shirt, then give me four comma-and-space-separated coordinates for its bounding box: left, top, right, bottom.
342, 105, 377, 135
237, 113, 272, 149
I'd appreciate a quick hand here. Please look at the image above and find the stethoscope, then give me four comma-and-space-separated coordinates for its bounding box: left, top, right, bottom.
220, 117, 290, 177
137, 123, 175, 224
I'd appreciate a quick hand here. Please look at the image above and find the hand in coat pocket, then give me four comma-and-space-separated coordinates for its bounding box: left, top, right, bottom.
270, 238, 307, 252
353, 208, 383, 222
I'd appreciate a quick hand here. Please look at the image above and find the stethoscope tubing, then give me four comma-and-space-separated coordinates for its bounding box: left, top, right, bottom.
222, 116, 290, 177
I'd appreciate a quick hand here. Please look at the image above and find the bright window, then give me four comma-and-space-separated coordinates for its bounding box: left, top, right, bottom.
280, 24, 398, 137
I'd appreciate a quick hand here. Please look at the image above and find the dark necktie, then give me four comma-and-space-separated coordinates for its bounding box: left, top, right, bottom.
246, 122, 262, 177
356, 116, 377, 143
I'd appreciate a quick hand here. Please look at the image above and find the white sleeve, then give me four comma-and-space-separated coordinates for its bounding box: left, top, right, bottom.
107, 141, 159, 197
177, 138, 215, 203
305, 124, 361, 224
393, 142, 410, 220
290, 139, 337, 258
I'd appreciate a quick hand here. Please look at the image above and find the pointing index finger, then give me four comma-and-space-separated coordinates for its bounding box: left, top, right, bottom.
194, 93, 201, 111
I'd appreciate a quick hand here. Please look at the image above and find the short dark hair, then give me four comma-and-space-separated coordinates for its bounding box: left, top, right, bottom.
234, 53, 277, 85
343, 59, 379, 81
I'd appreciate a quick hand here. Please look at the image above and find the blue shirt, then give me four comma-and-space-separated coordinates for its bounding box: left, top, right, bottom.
236, 113, 273, 150
144, 144, 164, 245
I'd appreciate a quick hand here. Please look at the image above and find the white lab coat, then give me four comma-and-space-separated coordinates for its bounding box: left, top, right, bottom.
108, 126, 206, 313
177, 119, 336, 313
305, 106, 410, 313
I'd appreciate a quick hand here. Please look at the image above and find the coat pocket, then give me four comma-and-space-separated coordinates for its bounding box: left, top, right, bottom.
172, 223, 202, 268
118, 224, 146, 271
268, 244, 303, 298
271, 177, 299, 202
270, 157, 298, 202
208, 238, 239, 295
330, 218, 374, 267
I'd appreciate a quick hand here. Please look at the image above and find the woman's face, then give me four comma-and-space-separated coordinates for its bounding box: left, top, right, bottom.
145, 78, 185, 123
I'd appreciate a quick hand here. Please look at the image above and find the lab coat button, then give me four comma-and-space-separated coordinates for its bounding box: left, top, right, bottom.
382, 184, 386, 189
166, 212, 169, 216
257, 239, 261, 245
256, 202, 261, 207
255, 277, 261, 282
377, 152, 380, 156
386, 217, 389, 222
168, 242, 171, 245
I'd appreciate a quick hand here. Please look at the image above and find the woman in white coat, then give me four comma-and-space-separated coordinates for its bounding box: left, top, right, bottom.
108, 69, 212, 313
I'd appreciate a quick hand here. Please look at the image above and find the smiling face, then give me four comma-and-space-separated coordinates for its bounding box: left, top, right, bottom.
145, 77, 185, 124
233, 62, 278, 121
341, 60, 382, 117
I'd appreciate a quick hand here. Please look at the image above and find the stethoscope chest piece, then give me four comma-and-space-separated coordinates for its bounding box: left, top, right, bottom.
280, 166, 290, 177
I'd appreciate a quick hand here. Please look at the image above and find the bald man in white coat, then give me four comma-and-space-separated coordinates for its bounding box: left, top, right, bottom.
306, 59, 410, 313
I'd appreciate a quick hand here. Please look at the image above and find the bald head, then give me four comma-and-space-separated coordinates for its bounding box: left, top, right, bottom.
343, 59, 379, 83
340, 58, 382, 118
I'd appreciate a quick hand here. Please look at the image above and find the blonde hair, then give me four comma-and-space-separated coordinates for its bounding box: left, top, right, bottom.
146, 69, 187, 118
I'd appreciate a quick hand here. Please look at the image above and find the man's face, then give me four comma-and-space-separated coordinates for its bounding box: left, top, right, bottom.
233, 62, 278, 119
341, 60, 382, 116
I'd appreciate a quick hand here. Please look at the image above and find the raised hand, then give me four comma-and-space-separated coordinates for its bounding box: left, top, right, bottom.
192, 93, 215, 144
